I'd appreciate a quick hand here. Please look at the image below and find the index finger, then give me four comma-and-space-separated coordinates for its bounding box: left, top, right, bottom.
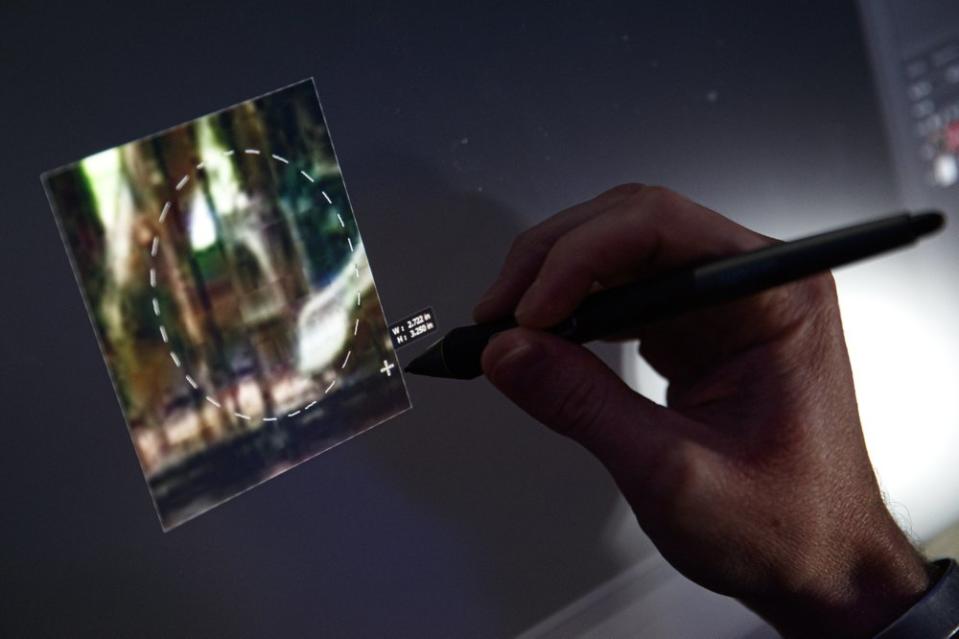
472, 183, 644, 322
513, 187, 771, 328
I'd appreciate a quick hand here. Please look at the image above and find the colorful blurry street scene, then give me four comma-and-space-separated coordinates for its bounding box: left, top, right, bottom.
44, 81, 410, 529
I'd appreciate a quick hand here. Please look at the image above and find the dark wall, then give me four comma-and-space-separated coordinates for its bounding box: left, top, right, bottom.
0, 2, 894, 637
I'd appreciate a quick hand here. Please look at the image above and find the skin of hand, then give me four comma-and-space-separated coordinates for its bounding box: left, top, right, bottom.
473, 184, 935, 639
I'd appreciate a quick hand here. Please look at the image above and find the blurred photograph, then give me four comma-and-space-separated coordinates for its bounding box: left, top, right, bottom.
43, 79, 411, 530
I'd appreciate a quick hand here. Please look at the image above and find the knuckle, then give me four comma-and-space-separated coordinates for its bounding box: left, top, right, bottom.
605, 182, 645, 198
784, 272, 840, 321
508, 229, 548, 258
506, 232, 536, 261
546, 234, 592, 280
508, 230, 531, 253
647, 440, 714, 507
549, 231, 578, 259
635, 185, 677, 207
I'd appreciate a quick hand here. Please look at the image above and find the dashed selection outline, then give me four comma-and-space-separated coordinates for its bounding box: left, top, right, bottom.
148, 149, 361, 423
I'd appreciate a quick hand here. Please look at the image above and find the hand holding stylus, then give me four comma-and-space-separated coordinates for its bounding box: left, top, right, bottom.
474, 185, 936, 639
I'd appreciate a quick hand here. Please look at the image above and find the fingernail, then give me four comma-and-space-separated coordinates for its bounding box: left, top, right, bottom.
514, 279, 542, 323
473, 278, 503, 309
487, 338, 541, 387
473, 291, 496, 311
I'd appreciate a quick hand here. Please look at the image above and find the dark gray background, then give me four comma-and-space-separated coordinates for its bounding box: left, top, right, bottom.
0, 2, 899, 637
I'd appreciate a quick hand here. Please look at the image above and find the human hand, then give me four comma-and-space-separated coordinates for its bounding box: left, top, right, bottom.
474, 184, 934, 638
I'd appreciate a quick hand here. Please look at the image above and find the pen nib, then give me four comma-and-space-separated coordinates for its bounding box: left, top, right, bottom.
403, 340, 451, 377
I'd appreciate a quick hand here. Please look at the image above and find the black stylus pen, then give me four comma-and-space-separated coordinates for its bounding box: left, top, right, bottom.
404, 211, 946, 380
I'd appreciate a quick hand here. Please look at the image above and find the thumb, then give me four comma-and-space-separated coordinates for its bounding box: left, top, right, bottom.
481, 328, 675, 474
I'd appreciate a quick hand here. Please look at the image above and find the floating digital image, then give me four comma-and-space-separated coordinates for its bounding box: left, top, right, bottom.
43, 79, 411, 530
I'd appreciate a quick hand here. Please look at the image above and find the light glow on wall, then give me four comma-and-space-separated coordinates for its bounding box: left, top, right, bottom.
627, 251, 959, 542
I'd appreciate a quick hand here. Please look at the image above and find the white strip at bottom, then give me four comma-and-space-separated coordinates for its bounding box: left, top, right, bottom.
516, 550, 777, 639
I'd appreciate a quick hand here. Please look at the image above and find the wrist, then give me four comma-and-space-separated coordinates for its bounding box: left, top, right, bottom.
746, 516, 934, 639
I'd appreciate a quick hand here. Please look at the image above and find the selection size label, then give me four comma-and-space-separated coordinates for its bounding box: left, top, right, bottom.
389, 307, 438, 348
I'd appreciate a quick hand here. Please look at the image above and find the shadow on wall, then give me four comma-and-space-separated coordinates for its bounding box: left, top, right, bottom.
350, 151, 647, 635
